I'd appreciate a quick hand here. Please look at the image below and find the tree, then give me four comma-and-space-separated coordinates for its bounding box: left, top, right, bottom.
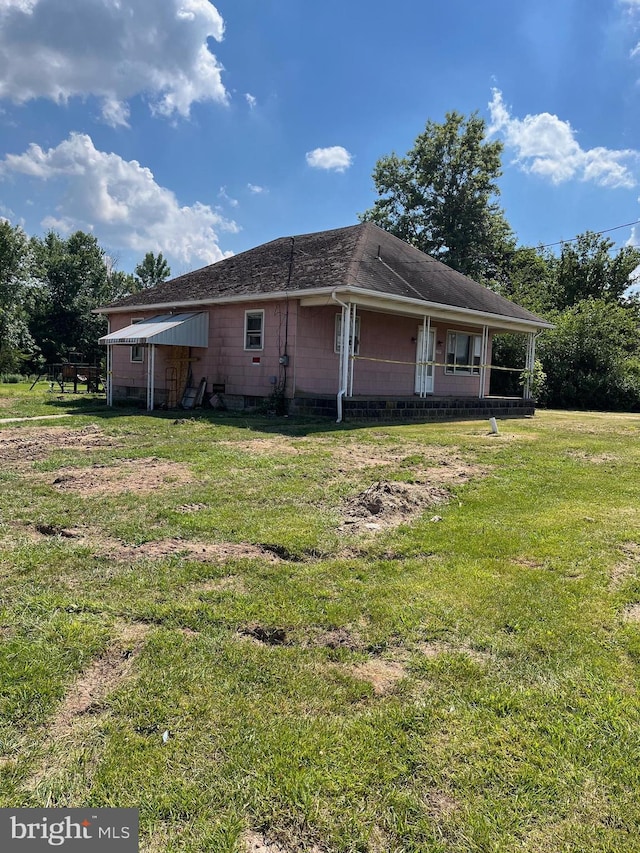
548, 232, 640, 310
360, 111, 515, 281
537, 299, 640, 411
0, 220, 36, 372
134, 251, 171, 290
28, 231, 126, 366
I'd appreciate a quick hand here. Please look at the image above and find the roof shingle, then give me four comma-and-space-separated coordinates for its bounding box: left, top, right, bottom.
104, 223, 546, 325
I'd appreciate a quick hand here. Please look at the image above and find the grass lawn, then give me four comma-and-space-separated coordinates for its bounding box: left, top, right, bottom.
1, 385, 639, 852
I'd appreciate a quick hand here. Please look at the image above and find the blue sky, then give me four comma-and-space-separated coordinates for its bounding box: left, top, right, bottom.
1, 0, 640, 278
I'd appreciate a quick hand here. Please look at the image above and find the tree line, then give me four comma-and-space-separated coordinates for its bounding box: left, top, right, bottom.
361, 111, 640, 411
0, 223, 170, 374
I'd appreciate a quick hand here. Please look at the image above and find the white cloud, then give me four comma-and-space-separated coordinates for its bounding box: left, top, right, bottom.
488, 90, 638, 189
218, 186, 238, 207
0, 132, 238, 265
0, 0, 228, 124
247, 183, 266, 194
245, 93, 257, 109
305, 146, 353, 173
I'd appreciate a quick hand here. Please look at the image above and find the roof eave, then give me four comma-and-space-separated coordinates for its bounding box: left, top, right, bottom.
95, 283, 553, 331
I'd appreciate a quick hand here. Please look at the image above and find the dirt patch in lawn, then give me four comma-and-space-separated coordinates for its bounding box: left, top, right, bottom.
49, 622, 149, 735
349, 659, 407, 696
0, 424, 121, 463
243, 830, 324, 853
610, 543, 640, 588
306, 626, 363, 650
110, 538, 282, 564
25, 622, 149, 791
416, 640, 492, 664
566, 450, 620, 465
622, 603, 640, 623
24, 524, 283, 566
340, 480, 450, 533
45, 456, 193, 496
331, 442, 481, 476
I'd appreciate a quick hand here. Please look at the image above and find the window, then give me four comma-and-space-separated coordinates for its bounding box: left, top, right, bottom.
334, 314, 361, 354
245, 310, 264, 350
130, 318, 144, 363
445, 331, 482, 374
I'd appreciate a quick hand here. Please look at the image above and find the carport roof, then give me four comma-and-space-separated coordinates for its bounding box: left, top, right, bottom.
99, 312, 208, 347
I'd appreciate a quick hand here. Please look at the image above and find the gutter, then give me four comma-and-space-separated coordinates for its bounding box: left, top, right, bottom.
93, 285, 552, 330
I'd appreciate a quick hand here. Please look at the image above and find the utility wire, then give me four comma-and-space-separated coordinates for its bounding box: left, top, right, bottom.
535, 218, 640, 250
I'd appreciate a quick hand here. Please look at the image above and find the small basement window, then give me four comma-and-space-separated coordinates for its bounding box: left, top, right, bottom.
445, 331, 482, 375
130, 318, 144, 363
245, 310, 264, 350
334, 314, 360, 354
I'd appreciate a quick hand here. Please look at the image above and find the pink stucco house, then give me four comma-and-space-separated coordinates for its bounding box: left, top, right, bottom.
97, 223, 551, 421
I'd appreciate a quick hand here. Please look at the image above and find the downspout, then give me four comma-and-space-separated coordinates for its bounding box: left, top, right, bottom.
331, 290, 351, 423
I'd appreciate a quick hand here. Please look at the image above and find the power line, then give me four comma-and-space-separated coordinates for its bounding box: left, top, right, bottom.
535, 218, 640, 250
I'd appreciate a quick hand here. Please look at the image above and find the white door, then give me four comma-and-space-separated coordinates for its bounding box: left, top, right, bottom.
415, 328, 435, 394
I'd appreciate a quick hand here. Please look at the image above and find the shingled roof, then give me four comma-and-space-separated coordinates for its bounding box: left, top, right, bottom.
103, 223, 547, 326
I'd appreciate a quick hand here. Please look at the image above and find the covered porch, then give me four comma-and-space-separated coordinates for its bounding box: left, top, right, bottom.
299, 289, 544, 423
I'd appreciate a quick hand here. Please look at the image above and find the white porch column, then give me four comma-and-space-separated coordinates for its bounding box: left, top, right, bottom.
524, 332, 536, 399
340, 302, 351, 400
348, 303, 357, 397
479, 325, 489, 399
420, 315, 430, 397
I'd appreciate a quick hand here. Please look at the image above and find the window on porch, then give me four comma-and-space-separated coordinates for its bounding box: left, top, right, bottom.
446, 331, 482, 375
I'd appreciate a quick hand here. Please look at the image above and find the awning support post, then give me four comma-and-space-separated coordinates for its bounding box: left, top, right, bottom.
106, 345, 113, 407
147, 344, 156, 411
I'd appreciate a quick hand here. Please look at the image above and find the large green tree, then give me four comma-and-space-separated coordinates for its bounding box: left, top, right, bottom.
28, 230, 130, 366
134, 251, 171, 290
537, 298, 640, 411
0, 220, 35, 372
360, 111, 514, 280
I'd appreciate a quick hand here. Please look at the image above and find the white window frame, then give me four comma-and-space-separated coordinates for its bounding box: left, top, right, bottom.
445, 330, 482, 375
334, 313, 361, 354
130, 318, 144, 363
244, 309, 264, 351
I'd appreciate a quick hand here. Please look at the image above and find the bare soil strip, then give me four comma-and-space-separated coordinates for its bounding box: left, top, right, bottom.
0, 424, 120, 462
24, 622, 150, 791
610, 542, 640, 588
243, 830, 324, 853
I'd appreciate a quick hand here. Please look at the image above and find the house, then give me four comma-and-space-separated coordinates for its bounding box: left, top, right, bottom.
97, 223, 552, 421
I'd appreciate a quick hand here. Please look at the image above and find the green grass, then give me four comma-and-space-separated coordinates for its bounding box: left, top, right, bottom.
1, 390, 639, 851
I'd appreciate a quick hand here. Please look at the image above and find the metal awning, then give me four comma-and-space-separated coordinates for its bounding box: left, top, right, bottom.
99, 312, 208, 347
